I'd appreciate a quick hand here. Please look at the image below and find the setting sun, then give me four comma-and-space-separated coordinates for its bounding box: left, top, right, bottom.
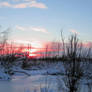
20, 41, 43, 57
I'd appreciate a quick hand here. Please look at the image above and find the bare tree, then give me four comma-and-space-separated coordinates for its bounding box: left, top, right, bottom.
0, 26, 15, 76
61, 30, 65, 58
62, 34, 84, 92
0, 26, 10, 55
45, 45, 48, 58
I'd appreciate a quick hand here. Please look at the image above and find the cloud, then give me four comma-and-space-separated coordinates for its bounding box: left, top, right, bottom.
13, 0, 35, 2
12, 0, 20, 2
16, 25, 48, 33
31, 27, 48, 33
0, 1, 48, 9
24, 0, 36, 2
70, 29, 80, 35
13, 3, 27, 8
14, 40, 31, 44
29, 1, 48, 9
0, 2, 11, 7
16, 25, 25, 31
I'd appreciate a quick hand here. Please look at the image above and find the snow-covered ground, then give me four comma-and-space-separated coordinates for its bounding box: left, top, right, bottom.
0, 75, 59, 92
13, 61, 65, 76
0, 61, 66, 92
0, 60, 92, 92
0, 74, 90, 92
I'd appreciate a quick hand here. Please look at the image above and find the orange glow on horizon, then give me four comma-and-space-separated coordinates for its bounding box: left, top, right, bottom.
21, 41, 43, 57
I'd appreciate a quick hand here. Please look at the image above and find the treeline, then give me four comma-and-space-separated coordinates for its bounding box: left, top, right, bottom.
0, 27, 92, 61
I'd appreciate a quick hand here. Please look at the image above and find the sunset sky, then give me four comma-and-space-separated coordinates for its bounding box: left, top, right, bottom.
0, 0, 92, 45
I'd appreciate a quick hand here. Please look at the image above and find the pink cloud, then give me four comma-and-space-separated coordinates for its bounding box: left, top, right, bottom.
13, 3, 27, 8
0, 1, 48, 9
70, 29, 80, 35
29, 1, 48, 9
0, 2, 11, 7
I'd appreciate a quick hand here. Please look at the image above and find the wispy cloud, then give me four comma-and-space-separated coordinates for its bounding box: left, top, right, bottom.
24, 0, 37, 2
70, 29, 80, 35
16, 25, 48, 34
29, 1, 48, 9
14, 40, 31, 44
0, 2, 11, 7
0, 1, 47, 9
13, 0, 35, 2
31, 27, 48, 33
12, 0, 21, 2
16, 25, 25, 31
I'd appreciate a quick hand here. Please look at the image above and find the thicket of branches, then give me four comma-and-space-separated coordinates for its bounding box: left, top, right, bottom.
0, 27, 16, 75
61, 32, 92, 92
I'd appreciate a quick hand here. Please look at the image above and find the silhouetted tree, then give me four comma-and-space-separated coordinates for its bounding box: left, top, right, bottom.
62, 34, 84, 92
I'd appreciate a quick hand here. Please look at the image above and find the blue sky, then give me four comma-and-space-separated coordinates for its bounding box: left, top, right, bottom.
0, 0, 92, 44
